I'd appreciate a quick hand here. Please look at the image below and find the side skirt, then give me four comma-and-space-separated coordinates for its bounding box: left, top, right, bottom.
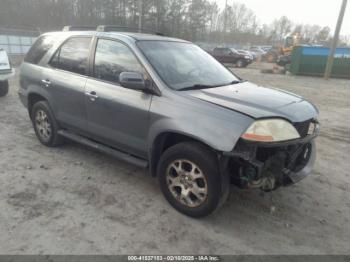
58, 130, 148, 168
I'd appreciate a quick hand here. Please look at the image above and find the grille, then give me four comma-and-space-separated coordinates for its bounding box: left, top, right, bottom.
293, 119, 313, 137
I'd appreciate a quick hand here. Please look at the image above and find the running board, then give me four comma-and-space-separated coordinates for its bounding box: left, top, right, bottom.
58, 130, 148, 168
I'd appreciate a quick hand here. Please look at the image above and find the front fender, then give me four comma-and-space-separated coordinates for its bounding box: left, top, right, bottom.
148, 93, 254, 153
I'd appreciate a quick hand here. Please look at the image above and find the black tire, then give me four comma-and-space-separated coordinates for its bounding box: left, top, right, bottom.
0, 80, 9, 97
236, 59, 246, 68
267, 53, 278, 63
31, 101, 63, 147
157, 142, 226, 218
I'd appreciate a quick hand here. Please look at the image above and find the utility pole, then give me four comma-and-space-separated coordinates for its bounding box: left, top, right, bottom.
223, 0, 228, 33
138, 0, 143, 32
222, 0, 228, 44
324, 0, 347, 79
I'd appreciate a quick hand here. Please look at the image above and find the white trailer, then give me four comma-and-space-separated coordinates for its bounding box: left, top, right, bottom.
0, 49, 15, 96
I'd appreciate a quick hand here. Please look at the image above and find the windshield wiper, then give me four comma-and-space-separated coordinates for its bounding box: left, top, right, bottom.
229, 80, 246, 84
178, 84, 217, 91
178, 80, 245, 91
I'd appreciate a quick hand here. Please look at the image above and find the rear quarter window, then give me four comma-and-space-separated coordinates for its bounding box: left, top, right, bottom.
24, 35, 55, 64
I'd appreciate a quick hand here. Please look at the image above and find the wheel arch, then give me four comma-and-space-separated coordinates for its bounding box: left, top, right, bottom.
149, 131, 220, 177
27, 92, 49, 119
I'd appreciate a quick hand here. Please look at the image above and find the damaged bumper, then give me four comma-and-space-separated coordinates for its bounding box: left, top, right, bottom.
225, 132, 318, 191
281, 140, 316, 184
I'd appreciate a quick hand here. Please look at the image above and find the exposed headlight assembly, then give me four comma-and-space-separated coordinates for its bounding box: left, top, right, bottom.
241, 119, 300, 142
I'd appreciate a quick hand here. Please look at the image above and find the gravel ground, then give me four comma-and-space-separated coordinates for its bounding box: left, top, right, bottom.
0, 65, 349, 255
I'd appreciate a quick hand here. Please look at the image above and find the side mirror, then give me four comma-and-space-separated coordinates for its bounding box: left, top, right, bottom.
119, 72, 146, 91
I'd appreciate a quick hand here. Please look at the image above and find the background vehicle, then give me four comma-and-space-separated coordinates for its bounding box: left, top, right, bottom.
249, 46, 266, 54
19, 27, 319, 218
209, 47, 253, 67
276, 54, 292, 68
264, 34, 302, 63
237, 50, 256, 61
0, 49, 14, 97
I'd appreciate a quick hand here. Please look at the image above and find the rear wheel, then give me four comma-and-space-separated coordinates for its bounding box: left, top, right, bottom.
31, 101, 63, 147
236, 59, 246, 68
157, 142, 226, 218
0, 80, 9, 97
266, 52, 278, 63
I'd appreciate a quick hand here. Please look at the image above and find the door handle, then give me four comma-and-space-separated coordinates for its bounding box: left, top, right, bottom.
85, 91, 99, 101
41, 79, 51, 87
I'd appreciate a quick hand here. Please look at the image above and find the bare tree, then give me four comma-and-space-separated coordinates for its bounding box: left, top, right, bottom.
0, 0, 348, 46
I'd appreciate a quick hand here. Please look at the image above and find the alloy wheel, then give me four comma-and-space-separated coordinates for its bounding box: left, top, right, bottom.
166, 159, 208, 208
35, 109, 52, 141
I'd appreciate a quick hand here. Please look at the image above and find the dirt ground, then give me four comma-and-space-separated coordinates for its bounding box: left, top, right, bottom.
0, 64, 349, 255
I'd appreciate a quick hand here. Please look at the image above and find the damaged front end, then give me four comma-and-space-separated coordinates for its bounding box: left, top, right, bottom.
225, 119, 319, 192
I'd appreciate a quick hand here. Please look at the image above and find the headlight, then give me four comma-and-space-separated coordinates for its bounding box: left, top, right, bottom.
241, 119, 300, 142
244, 55, 250, 59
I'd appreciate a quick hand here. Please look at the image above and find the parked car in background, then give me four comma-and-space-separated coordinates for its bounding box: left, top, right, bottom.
249, 46, 266, 55
0, 49, 14, 97
19, 29, 319, 217
238, 50, 257, 61
210, 47, 253, 67
261, 45, 272, 52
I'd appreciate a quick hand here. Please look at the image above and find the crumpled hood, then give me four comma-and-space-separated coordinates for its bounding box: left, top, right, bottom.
186, 81, 318, 123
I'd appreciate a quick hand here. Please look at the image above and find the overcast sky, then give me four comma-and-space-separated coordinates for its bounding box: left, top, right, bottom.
215, 0, 350, 35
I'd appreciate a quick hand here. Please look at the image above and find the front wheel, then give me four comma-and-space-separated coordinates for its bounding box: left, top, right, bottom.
157, 142, 226, 218
0, 80, 9, 97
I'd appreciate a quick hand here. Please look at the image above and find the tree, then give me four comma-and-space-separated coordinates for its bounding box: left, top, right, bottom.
0, 0, 348, 46
270, 16, 293, 44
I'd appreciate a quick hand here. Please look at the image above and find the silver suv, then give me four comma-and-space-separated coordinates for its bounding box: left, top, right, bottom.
19, 27, 319, 217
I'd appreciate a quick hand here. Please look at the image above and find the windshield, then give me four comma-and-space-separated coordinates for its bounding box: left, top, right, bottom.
230, 48, 238, 53
137, 41, 239, 91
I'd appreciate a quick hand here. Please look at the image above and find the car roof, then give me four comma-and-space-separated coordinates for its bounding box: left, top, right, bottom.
43, 30, 188, 43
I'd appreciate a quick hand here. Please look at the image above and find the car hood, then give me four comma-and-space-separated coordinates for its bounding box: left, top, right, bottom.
185, 82, 318, 123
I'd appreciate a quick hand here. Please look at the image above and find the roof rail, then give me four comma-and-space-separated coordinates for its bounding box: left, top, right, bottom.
62, 26, 96, 32
96, 25, 164, 36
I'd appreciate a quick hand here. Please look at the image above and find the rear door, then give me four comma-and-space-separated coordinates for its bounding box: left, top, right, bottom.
85, 38, 152, 158
43, 37, 92, 133
213, 48, 224, 62
213, 48, 235, 63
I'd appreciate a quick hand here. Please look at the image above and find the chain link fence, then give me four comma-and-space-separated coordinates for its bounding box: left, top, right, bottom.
0, 28, 40, 65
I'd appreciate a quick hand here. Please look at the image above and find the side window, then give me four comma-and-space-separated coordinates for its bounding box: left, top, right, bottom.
24, 35, 55, 64
50, 37, 92, 75
213, 48, 222, 55
93, 39, 144, 84
223, 49, 231, 55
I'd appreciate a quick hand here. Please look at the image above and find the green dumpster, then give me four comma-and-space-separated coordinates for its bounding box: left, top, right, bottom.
290, 46, 350, 78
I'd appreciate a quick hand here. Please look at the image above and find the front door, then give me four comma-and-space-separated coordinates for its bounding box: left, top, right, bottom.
85, 38, 152, 158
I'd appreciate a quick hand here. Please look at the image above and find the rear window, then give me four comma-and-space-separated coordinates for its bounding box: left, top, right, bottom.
24, 35, 55, 64
50, 37, 92, 76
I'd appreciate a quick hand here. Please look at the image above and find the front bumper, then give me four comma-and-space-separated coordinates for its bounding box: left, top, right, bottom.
283, 140, 316, 185
225, 133, 318, 191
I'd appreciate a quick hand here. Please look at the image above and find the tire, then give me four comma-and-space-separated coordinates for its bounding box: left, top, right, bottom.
157, 142, 226, 218
31, 101, 63, 147
236, 59, 246, 68
267, 53, 277, 63
0, 80, 9, 97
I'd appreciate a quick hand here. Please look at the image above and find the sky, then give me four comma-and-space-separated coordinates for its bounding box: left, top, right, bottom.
215, 0, 350, 35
